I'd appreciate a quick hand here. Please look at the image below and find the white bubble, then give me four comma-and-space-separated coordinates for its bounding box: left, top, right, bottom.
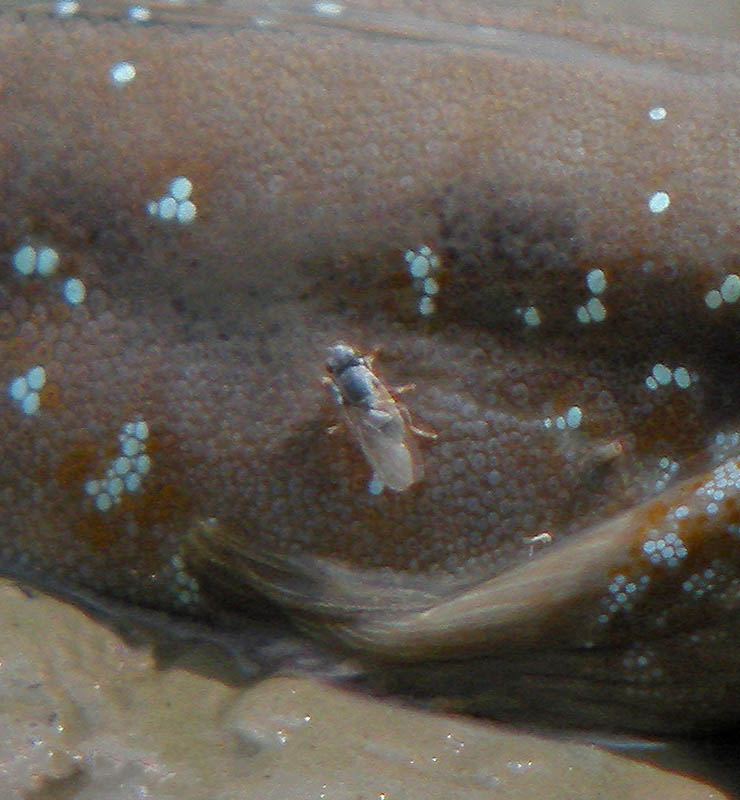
157, 197, 178, 219
367, 476, 384, 495
107, 477, 125, 497
576, 305, 590, 324
55, 0, 79, 16
12, 245, 36, 276
124, 473, 142, 492
523, 306, 540, 327
652, 363, 672, 385
409, 255, 429, 278
418, 296, 435, 316
566, 406, 582, 429
169, 176, 192, 201
35, 246, 59, 276
95, 493, 113, 512
128, 5, 152, 22
21, 392, 40, 415
648, 106, 667, 121
648, 191, 670, 214
705, 289, 722, 309
26, 366, 46, 391
110, 61, 137, 86
720, 274, 740, 304
8, 376, 28, 401
423, 277, 439, 296
63, 277, 86, 305
673, 367, 691, 389
645, 376, 658, 390
586, 297, 606, 322
175, 201, 197, 224
586, 268, 606, 295
121, 437, 141, 457
313, 0, 344, 14
114, 456, 132, 476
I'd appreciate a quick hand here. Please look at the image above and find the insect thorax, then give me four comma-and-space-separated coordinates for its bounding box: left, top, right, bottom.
337, 365, 377, 407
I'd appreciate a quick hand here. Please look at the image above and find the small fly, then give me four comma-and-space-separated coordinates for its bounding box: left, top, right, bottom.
325, 342, 434, 492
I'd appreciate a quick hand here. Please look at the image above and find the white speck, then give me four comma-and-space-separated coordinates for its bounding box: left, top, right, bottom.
704, 289, 722, 309
586, 297, 606, 322
135, 454, 151, 475
652, 363, 672, 386
35, 246, 59, 276
705, 289, 722, 309
128, 5, 152, 22
107, 477, 125, 497
720, 274, 740, 304
576, 305, 590, 324
313, 1, 344, 15
84, 480, 100, 496
146, 201, 158, 216
555, 416, 566, 430
673, 367, 691, 389
110, 62, 136, 86
12, 245, 36, 276
124, 473, 142, 492
62, 277, 86, 305
175, 201, 197, 224
674, 505, 689, 519
55, 0, 79, 17
121, 437, 141, 457
134, 421, 149, 440
113, 456, 132, 476
419, 296, 435, 316
506, 760, 533, 775
95, 493, 113, 512
648, 106, 666, 121
367, 476, 384, 495
523, 306, 540, 327
169, 176, 192, 201
21, 392, 40, 415
543, 417, 552, 429
409, 255, 429, 278
648, 191, 670, 214
565, 405, 582, 429
707, 502, 719, 515
423, 277, 439, 296
157, 197, 178, 220
8, 376, 28, 401
26, 366, 46, 391
645, 376, 658, 390
586, 268, 606, 295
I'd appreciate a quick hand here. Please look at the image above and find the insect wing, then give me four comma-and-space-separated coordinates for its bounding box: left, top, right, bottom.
341, 384, 422, 491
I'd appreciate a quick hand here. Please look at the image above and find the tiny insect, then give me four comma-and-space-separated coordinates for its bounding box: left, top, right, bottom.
324, 342, 433, 492
522, 530, 553, 557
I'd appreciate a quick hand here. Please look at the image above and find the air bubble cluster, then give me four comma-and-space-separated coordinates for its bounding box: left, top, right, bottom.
7, 366, 46, 416
576, 269, 607, 324
147, 176, 197, 224
405, 245, 440, 316
84, 420, 151, 511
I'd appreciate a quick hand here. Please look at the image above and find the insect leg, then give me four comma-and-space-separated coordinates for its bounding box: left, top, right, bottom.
397, 403, 438, 440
